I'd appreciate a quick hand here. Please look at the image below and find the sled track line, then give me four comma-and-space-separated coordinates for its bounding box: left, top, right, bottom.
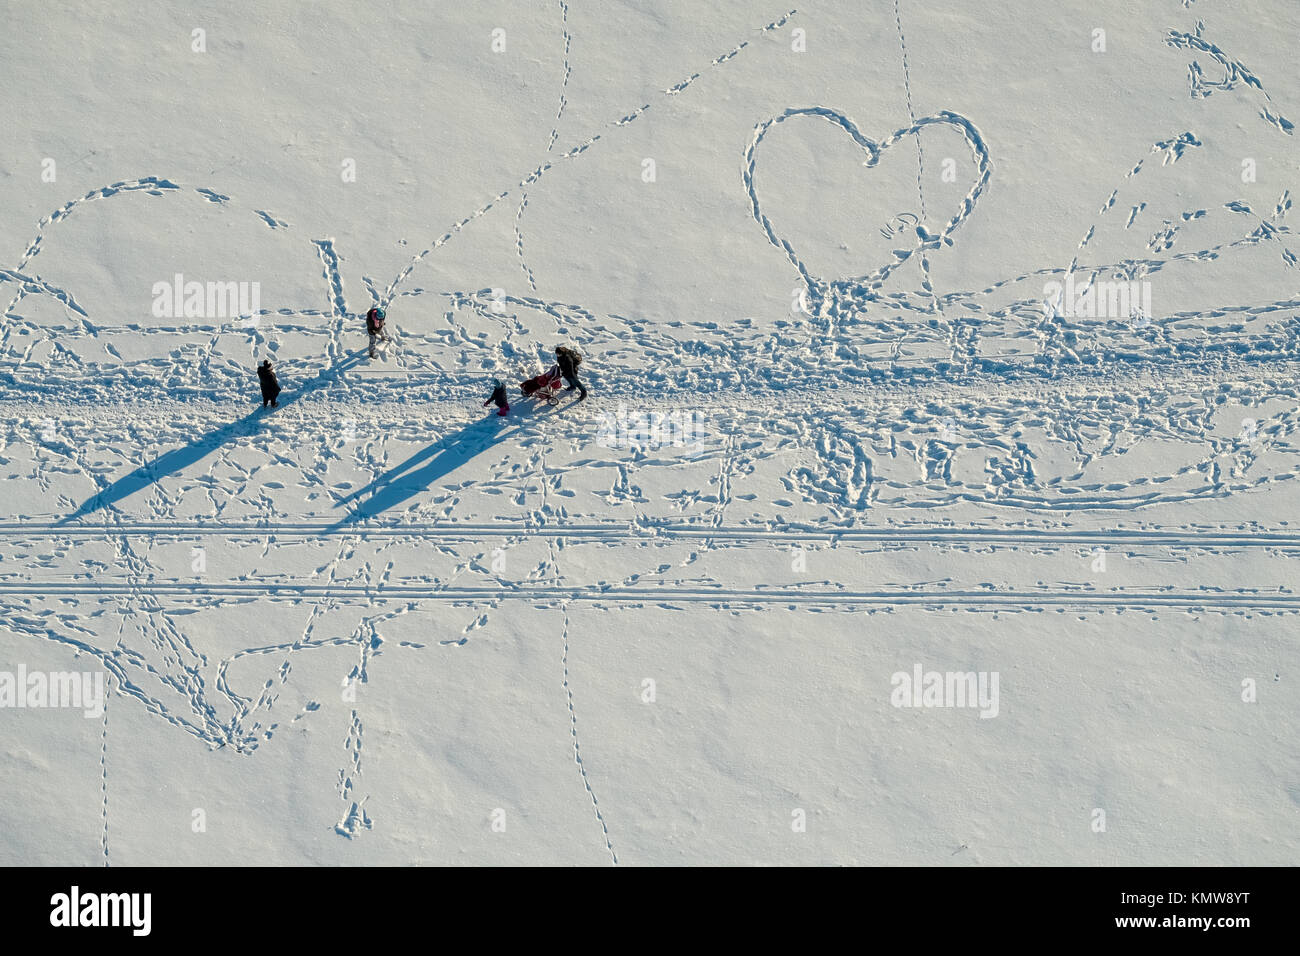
10, 522, 1300, 549
5, 581, 1298, 609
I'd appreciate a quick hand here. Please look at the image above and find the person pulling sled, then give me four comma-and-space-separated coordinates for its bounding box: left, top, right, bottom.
555, 344, 587, 401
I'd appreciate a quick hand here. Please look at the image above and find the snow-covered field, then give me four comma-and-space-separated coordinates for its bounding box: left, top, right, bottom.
1, 0, 1297, 865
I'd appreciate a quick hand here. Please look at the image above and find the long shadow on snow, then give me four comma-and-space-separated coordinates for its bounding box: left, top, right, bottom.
329, 399, 561, 528
58, 350, 369, 524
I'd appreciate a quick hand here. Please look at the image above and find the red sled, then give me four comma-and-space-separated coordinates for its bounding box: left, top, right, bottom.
521, 364, 563, 405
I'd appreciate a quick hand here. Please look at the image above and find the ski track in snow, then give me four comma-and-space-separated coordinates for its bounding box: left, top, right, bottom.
1, 2, 1297, 862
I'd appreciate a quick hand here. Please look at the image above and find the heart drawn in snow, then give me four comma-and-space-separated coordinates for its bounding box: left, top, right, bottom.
743, 107, 992, 291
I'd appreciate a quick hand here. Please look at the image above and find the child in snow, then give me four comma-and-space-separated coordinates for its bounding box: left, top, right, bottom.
483, 378, 510, 417
555, 345, 587, 401
366, 306, 390, 358
257, 359, 281, 408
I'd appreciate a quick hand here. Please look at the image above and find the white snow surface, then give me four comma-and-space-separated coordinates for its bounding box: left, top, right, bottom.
1, 0, 1297, 865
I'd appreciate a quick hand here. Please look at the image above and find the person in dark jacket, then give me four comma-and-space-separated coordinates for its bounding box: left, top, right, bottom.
366, 306, 390, 358
483, 378, 510, 417
555, 345, 587, 401
257, 359, 281, 408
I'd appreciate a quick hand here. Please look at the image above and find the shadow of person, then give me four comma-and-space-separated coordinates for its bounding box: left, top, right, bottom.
329, 398, 558, 528
58, 349, 370, 524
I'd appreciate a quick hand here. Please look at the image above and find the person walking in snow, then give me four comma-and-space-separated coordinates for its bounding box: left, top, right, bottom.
366, 306, 390, 358
555, 344, 587, 401
483, 378, 510, 417
257, 359, 281, 408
